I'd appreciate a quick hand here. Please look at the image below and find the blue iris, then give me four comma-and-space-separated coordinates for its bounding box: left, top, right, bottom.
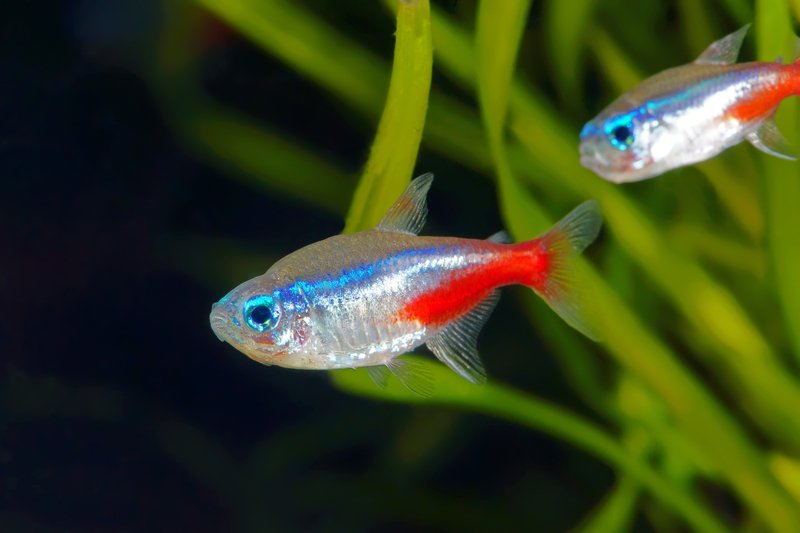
243, 295, 280, 332
604, 114, 635, 151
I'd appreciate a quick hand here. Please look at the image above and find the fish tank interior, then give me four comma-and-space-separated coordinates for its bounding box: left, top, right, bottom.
4, 0, 800, 531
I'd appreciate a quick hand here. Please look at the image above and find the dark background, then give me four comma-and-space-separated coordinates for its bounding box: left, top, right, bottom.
1, 1, 615, 530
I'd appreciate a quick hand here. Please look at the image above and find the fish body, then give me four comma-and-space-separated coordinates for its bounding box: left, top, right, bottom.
580, 25, 800, 183
210, 174, 602, 394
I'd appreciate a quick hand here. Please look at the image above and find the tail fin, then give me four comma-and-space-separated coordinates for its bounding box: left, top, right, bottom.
794, 34, 800, 64
529, 200, 602, 340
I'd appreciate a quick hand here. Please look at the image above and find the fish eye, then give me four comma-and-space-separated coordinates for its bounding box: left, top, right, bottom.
613, 125, 632, 143
605, 118, 635, 151
243, 295, 281, 332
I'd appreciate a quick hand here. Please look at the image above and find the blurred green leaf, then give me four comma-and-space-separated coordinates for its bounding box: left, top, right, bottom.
195, 0, 387, 116
587, 26, 645, 93
770, 453, 800, 503
676, 0, 717, 56
475, 0, 539, 242
669, 222, 765, 276
196, 0, 494, 176
476, 0, 532, 143
575, 255, 800, 532
545, 0, 598, 107
721, 0, 754, 25
190, 106, 355, 215
331, 357, 726, 533
756, 0, 800, 368
577, 427, 651, 533
576, 476, 639, 533
345, 0, 433, 233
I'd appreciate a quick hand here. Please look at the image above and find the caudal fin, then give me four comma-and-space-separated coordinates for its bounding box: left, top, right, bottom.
528, 200, 602, 340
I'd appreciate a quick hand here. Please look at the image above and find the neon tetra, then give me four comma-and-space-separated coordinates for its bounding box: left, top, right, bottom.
581, 25, 800, 183
210, 174, 601, 394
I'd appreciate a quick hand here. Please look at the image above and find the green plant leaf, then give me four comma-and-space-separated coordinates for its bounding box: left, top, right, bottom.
195, 0, 387, 116
345, 0, 433, 233
195, 0, 492, 178
476, 1, 532, 141
331, 357, 727, 533
587, 26, 645, 93
545, 0, 598, 108
475, 0, 544, 243
756, 0, 800, 368
577, 478, 639, 533
189, 106, 355, 215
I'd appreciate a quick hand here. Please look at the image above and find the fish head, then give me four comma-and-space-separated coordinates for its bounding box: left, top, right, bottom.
210, 274, 310, 366
580, 103, 674, 183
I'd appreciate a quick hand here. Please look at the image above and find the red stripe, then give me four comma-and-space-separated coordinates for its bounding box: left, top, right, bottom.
399, 241, 551, 326
728, 66, 798, 122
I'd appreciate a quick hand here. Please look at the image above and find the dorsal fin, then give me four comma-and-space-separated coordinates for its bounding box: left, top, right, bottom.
376, 173, 433, 235
487, 230, 511, 244
425, 290, 500, 384
694, 25, 750, 65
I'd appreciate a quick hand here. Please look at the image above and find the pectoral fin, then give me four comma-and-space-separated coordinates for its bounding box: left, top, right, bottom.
746, 119, 797, 160
694, 24, 750, 65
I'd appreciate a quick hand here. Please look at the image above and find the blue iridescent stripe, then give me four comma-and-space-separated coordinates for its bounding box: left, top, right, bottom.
291, 245, 451, 297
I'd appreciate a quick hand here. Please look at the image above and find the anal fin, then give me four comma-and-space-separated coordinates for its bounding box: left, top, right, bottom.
425, 291, 499, 384
366, 366, 391, 389
746, 118, 797, 160
386, 357, 435, 397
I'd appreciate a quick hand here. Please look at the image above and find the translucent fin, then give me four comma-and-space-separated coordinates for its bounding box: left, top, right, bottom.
545, 200, 603, 254
746, 118, 797, 160
794, 35, 800, 62
532, 200, 602, 341
376, 173, 434, 235
694, 24, 750, 65
366, 365, 391, 389
386, 357, 435, 397
425, 291, 499, 384
487, 230, 512, 244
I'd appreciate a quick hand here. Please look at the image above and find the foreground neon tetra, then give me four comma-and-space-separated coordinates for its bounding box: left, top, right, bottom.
210, 174, 601, 394
580, 25, 800, 183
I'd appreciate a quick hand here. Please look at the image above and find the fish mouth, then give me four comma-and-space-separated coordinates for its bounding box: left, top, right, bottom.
579, 140, 610, 168
209, 302, 229, 342
579, 141, 635, 183
580, 153, 600, 171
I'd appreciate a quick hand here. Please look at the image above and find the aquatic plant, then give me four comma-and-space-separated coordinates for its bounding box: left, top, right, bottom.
163, 0, 800, 529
